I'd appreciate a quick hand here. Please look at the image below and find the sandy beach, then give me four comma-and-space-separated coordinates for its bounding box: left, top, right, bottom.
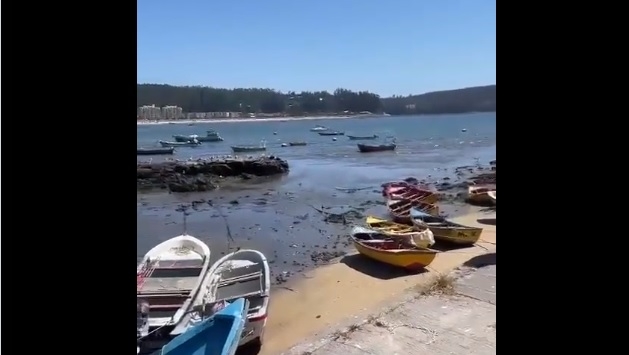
136, 115, 359, 126
257, 210, 496, 355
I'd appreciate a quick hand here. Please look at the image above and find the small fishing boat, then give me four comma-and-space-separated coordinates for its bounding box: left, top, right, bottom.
288, 142, 307, 146
352, 225, 434, 249
366, 216, 415, 234
159, 140, 202, 148
137, 147, 175, 156
488, 191, 496, 203
387, 198, 439, 224
466, 185, 496, 205
137, 235, 212, 352
310, 125, 329, 132
348, 134, 378, 140
198, 249, 271, 347
350, 230, 438, 271
231, 140, 266, 153
384, 186, 439, 204
357, 143, 396, 153
158, 298, 249, 355
410, 208, 483, 245
318, 131, 345, 136
174, 130, 224, 143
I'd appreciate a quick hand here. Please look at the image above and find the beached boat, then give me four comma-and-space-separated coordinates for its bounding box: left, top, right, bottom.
352, 225, 434, 249
348, 134, 378, 140
288, 142, 307, 146
387, 198, 439, 224
137, 147, 175, 156
466, 186, 496, 205
310, 125, 328, 132
198, 249, 271, 347
487, 191, 496, 203
410, 208, 483, 245
159, 140, 202, 148
350, 230, 438, 271
366, 216, 415, 234
384, 186, 439, 204
318, 131, 345, 136
231, 141, 266, 153
136, 235, 212, 351
157, 298, 249, 355
357, 143, 396, 153
174, 130, 224, 143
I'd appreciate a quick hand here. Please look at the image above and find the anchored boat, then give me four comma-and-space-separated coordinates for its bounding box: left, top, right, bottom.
159, 140, 202, 148
350, 229, 438, 271
137, 147, 175, 156
410, 208, 483, 245
357, 143, 396, 153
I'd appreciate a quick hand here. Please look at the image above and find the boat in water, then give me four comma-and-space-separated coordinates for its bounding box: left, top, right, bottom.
350, 228, 438, 271
196, 249, 271, 347
137, 147, 175, 156
318, 131, 344, 136
231, 140, 266, 153
310, 125, 329, 132
348, 134, 378, 140
159, 140, 202, 148
410, 208, 483, 245
136, 234, 211, 353
357, 143, 396, 153
288, 142, 307, 146
157, 298, 249, 355
173, 130, 224, 143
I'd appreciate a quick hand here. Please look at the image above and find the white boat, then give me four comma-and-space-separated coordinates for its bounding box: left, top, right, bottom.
310, 125, 329, 132
177, 250, 270, 347
488, 191, 496, 203
136, 234, 211, 337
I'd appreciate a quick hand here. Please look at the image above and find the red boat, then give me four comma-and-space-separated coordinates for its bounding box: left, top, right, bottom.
384, 186, 439, 205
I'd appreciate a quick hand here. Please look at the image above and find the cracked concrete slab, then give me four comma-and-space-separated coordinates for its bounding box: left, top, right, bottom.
281, 264, 496, 355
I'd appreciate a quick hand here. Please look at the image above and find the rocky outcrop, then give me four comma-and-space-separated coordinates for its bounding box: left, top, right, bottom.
137, 156, 289, 192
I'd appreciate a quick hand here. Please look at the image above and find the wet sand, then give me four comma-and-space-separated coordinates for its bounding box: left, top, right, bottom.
258, 211, 496, 355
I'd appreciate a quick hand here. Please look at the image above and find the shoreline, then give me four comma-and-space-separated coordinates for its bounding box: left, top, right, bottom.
258, 209, 496, 355
137, 115, 366, 126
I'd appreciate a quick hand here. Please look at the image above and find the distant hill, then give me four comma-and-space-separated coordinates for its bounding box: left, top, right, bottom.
381, 85, 496, 115
136, 84, 495, 116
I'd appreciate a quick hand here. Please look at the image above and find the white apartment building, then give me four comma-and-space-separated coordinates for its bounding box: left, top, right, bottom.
138, 104, 162, 120
161, 106, 183, 120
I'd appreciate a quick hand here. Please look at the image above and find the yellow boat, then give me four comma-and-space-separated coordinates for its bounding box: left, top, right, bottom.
352, 225, 434, 249
366, 216, 415, 234
466, 186, 496, 205
410, 208, 483, 245
350, 231, 438, 271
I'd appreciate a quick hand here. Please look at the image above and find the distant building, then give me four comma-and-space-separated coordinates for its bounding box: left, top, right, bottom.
138, 104, 161, 120
161, 106, 183, 120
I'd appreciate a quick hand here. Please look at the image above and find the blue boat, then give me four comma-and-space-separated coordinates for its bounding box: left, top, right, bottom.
157, 298, 249, 355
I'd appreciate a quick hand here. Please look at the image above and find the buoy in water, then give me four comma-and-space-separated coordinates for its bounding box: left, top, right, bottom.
273, 132, 277, 135
332, 137, 337, 141
461, 128, 467, 132
281, 143, 288, 147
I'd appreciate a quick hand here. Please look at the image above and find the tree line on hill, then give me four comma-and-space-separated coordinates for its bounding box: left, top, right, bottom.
137, 84, 495, 116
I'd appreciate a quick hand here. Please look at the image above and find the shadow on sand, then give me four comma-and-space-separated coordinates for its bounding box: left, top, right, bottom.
431, 242, 471, 252
463, 252, 496, 268
339, 253, 427, 280
477, 218, 496, 226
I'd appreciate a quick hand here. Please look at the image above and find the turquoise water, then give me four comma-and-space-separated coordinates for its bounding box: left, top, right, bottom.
137, 113, 495, 183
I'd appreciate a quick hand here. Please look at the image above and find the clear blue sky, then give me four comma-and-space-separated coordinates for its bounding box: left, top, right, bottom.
137, 0, 495, 97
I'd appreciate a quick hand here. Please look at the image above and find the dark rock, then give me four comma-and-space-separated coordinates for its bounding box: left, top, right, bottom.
137, 157, 290, 192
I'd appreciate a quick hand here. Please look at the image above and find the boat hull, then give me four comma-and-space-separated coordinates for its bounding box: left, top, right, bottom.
318, 132, 344, 136
348, 135, 378, 140
159, 141, 201, 147
409, 210, 483, 246
288, 142, 307, 146
160, 298, 249, 355
385, 186, 439, 204
466, 186, 496, 205
357, 143, 396, 153
351, 237, 437, 271
231, 146, 266, 153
